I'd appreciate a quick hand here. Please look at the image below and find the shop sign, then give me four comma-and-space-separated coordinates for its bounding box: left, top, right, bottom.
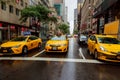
29, 29, 35, 32
10, 26, 15, 29
21, 27, 24, 31
0, 23, 7, 30
23, 31, 31, 36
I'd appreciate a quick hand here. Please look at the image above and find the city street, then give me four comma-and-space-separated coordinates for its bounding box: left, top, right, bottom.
1, 0, 120, 80
0, 38, 120, 80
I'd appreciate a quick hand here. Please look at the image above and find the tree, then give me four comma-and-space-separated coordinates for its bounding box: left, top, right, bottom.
58, 24, 69, 34
0, 0, 15, 3
20, 4, 57, 23
74, 30, 79, 34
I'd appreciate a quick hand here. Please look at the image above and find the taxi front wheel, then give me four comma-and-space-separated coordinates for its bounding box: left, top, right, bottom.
87, 49, 92, 55
38, 43, 41, 49
94, 50, 98, 59
22, 46, 28, 54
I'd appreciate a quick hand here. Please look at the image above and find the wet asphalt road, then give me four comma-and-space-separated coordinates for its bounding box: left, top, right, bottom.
0, 38, 120, 80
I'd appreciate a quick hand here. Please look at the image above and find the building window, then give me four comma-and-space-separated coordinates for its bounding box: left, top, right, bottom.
89, 0, 91, 3
16, 8, 19, 16
9, 5, 14, 13
38, 2, 41, 4
25, 3, 27, 7
1, 2, 6, 10
21, 0, 24, 6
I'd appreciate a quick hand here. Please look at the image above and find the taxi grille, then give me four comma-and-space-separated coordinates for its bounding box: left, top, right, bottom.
106, 55, 120, 60
107, 56, 116, 60
50, 45, 60, 47
49, 49, 61, 51
0, 47, 13, 53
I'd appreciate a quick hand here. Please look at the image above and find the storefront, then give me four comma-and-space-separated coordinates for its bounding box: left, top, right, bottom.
10, 25, 19, 39
0, 23, 9, 42
93, 0, 119, 34
29, 25, 39, 37
0, 22, 29, 42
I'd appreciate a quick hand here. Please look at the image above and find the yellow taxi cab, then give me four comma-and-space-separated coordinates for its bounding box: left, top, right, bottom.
87, 34, 120, 62
0, 35, 42, 55
45, 35, 69, 53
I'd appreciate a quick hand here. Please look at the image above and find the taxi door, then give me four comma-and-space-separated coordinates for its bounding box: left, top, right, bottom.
29, 36, 38, 49
26, 38, 34, 50
88, 35, 96, 53
90, 36, 97, 53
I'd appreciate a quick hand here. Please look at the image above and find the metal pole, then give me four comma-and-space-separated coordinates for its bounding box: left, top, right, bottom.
8, 25, 10, 40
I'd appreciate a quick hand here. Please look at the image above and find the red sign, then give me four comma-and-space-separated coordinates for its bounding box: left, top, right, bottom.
0, 23, 2, 27
21, 27, 25, 31
16, 0, 19, 3
10, 26, 15, 29
81, 23, 87, 29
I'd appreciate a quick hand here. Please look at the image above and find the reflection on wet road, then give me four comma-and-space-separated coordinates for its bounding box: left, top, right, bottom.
0, 60, 120, 80
0, 38, 120, 80
60, 62, 76, 80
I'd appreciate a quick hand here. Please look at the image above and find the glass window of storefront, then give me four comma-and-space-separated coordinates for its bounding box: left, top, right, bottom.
10, 26, 18, 39
2, 24, 9, 42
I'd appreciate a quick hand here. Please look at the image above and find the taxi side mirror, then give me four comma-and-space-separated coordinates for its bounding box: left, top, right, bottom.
27, 39, 31, 42
93, 40, 97, 43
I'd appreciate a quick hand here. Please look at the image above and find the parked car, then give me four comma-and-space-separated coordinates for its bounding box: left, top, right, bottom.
74, 34, 78, 38
87, 34, 120, 62
45, 35, 69, 53
67, 34, 72, 38
0, 35, 42, 55
78, 34, 88, 45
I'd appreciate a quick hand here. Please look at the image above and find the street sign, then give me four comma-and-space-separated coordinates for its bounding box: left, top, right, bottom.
23, 31, 31, 36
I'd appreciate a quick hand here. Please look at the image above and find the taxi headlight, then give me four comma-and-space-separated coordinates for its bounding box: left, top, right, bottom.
100, 46, 107, 52
62, 44, 67, 46
12, 45, 21, 48
46, 44, 50, 46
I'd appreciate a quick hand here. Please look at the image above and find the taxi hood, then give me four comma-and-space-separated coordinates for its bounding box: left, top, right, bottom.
1, 41, 25, 47
47, 40, 67, 45
100, 44, 120, 52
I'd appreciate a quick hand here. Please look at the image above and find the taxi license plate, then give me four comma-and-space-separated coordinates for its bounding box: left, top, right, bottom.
3, 50, 7, 52
53, 47, 57, 50
117, 56, 120, 59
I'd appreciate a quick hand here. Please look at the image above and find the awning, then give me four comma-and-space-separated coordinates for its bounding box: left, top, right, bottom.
93, 0, 118, 18
93, 3, 102, 18
102, 0, 118, 11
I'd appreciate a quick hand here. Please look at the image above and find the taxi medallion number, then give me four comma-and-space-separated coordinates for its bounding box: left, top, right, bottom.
53, 47, 57, 50
3, 50, 7, 52
117, 56, 120, 59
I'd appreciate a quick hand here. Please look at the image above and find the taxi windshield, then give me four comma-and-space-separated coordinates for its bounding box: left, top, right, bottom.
98, 37, 120, 44
51, 36, 66, 40
11, 37, 27, 41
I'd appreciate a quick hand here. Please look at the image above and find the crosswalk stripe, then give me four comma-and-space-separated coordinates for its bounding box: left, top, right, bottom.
32, 50, 45, 57
79, 48, 86, 60
0, 57, 103, 64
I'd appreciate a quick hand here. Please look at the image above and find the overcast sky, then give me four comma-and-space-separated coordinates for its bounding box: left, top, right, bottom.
65, 0, 77, 34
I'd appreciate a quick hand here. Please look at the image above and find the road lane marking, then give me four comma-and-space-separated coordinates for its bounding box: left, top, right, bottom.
79, 48, 86, 60
32, 50, 45, 57
0, 57, 103, 64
